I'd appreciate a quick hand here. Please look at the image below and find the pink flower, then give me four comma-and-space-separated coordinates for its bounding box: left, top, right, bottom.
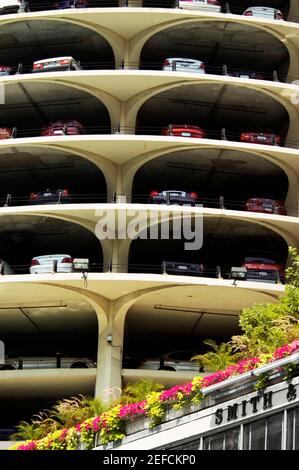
119, 401, 146, 419
92, 416, 101, 432
17, 441, 37, 451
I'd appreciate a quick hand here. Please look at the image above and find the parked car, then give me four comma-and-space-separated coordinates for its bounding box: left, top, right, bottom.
242, 257, 284, 283
0, 127, 15, 140
54, 0, 88, 8
243, 7, 284, 20
0, 354, 96, 370
245, 198, 287, 216
162, 58, 205, 74
28, 189, 72, 205
32, 56, 82, 73
0, 65, 13, 76
174, 0, 221, 13
149, 190, 198, 205
41, 120, 85, 136
0, 0, 29, 14
228, 71, 265, 80
139, 350, 203, 372
30, 254, 74, 274
162, 124, 206, 138
240, 131, 281, 146
162, 260, 204, 276
0, 259, 14, 275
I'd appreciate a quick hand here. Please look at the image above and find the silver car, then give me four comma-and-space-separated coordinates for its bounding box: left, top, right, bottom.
243, 7, 284, 20
0, 355, 96, 370
162, 58, 205, 74
32, 56, 83, 73
0, 0, 29, 14
174, 0, 221, 13
139, 350, 203, 373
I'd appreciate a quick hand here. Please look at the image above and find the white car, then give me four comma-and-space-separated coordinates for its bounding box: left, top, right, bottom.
162, 58, 205, 74
0, 0, 28, 13
174, 0, 221, 13
243, 7, 284, 20
30, 254, 74, 274
32, 56, 82, 73
139, 350, 203, 373
0, 355, 96, 370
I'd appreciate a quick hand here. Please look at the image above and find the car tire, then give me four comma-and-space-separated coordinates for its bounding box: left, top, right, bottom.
70, 362, 88, 369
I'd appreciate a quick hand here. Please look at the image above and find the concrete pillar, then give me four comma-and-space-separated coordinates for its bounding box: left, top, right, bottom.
95, 301, 126, 400
288, 1, 299, 22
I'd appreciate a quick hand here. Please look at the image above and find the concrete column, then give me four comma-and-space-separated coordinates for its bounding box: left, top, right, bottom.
95, 301, 125, 400
288, 1, 299, 22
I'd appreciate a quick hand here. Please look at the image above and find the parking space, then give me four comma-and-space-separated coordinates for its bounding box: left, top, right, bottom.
0, 147, 107, 206
0, 19, 115, 71
0, 81, 110, 137
136, 83, 289, 141
128, 217, 288, 275
132, 148, 289, 211
0, 214, 103, 272
140, 20, 289, 80
123, 285, 243, 369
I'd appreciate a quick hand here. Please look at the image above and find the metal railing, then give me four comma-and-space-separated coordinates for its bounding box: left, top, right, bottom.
0, 193, 297, 217
7, 2, 297, 24
0, 261, 285, 283
3, 61, 295, 83
0, 193, 109, 207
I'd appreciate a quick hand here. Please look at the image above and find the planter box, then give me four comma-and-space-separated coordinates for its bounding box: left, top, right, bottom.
125, 416, 151, 435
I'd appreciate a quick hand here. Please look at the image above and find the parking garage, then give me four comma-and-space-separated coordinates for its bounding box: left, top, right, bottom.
0, 19, 115, 71
132, 148, 289, 211
136, 83, 289, 143
0, 147, 107, 206
140, 19, 290, 80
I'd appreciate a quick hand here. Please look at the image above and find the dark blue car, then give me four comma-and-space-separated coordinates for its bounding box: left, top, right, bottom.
54, 0, 88, 8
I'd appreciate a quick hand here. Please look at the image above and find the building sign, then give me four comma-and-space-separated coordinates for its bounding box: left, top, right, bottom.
215, 383, 297, 425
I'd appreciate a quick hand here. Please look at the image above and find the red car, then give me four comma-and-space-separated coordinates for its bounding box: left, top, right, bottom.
245, 198, 287, 216
0, 65, 13, 76
162, 125, 206, 138
41, 120, 85, 136
242, 257, 284, 284
0, 127, 14, 139
240, 132, 281, 146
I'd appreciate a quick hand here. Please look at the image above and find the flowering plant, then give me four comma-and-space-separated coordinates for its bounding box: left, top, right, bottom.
12, 340, 299, 451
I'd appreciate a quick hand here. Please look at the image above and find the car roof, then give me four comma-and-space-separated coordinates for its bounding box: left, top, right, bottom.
244, 7, 279, 12
165, 58, 203, 62
33, 56, 75, 64
31, 254, 71, 259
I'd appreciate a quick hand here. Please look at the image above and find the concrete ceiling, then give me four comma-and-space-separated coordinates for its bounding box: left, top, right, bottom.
0, 147, 106, 200
0, 81, 110, 133
0, 214, 102, 266
0, 19, 114, 67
